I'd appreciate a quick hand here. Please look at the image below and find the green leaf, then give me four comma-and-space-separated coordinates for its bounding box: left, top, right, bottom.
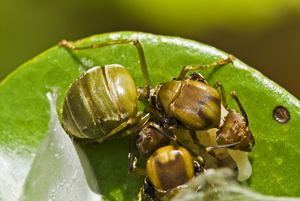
1, 32, 300, 200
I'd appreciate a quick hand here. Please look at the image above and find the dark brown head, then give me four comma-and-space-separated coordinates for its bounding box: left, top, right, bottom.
216, 110, 254, 152
206, 91, 255, 152
135, 121, 170, 158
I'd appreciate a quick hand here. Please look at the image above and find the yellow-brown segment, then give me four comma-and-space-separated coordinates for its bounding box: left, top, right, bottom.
157, 78, 221, 130
146, 145, 194, 191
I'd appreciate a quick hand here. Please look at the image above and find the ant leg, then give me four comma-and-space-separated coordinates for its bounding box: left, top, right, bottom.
206, 141, 242, 152
232, 91, 248, 124
127, 149, 146, 201
78, 112, 150, 144
128, 136, 137, 173
128, 136, 146, 174
59, 39, 151, 86
131, 156, 147, 176
136, 186, 143, 201
126, 113, 151, 173
178, 55, 234, 79
189, 130, 208, 151
189, 130, 229, 167
148, 125, 177, 141
137, 84, 151, 101
213, 81, 229, 111
128, 135, 149, 175
117, 112, 151, 139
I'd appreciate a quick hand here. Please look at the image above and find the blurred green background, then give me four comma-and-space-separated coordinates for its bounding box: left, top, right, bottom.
1, 0, 300, 99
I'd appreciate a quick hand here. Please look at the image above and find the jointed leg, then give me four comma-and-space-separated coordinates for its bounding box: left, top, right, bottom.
178, 55, 234, 79
128, 139, 148, 175
206, 141, 241, 152
118, 112, 151, 139
189, 130, 208, 151
59, 39, 151, 86
96, 117, 143, 143
232, 91, 247, 124
189, 130, 229, 167
78, 111, 150, 144
136, 186, 143, 201
213, 81, 229, 110
126, 112, 151, 173
128, 155, 146, 201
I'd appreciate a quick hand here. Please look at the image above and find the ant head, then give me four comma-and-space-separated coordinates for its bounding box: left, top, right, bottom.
207, 92, 255, 152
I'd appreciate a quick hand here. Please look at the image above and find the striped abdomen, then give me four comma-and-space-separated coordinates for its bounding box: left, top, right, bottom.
62, 64, 138, 139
